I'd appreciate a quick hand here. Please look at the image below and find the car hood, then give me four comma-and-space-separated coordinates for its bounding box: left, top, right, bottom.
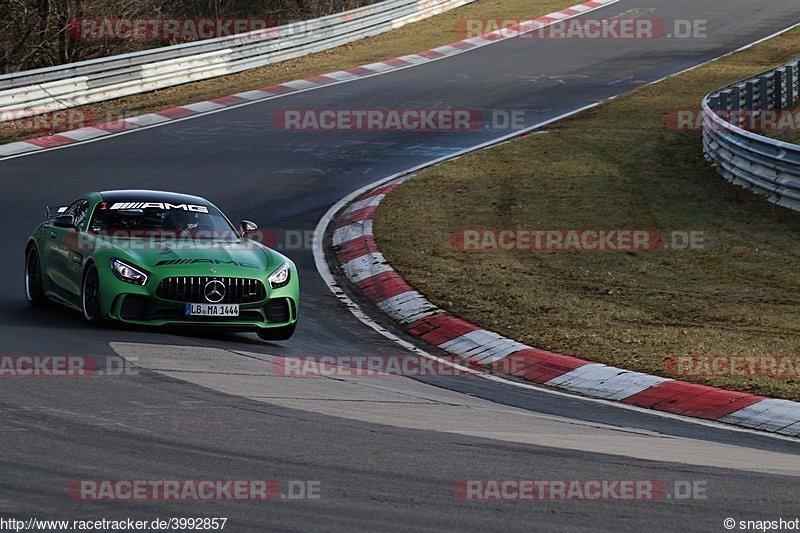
86, 235, 276, 276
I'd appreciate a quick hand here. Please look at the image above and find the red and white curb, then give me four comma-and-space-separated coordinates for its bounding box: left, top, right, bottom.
0, 0, 618, 160
330, 175, 800, 438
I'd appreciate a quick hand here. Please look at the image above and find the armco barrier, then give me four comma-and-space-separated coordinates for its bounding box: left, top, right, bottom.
0, 0, 474, 121
703, 58, 800, 211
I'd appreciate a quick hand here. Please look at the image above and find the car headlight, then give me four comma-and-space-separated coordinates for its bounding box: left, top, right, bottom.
268, 262, 290, 289
110, 258, 148, 286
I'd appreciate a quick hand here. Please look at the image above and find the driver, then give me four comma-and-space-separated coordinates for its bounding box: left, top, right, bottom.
163, 209, 199, 238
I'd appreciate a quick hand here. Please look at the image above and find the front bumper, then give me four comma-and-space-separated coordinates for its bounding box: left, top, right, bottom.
101, 270, 298, 330
111, 294, 297, 329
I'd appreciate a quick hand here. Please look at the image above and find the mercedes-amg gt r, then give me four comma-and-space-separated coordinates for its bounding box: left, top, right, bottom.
24, 190, 298, 341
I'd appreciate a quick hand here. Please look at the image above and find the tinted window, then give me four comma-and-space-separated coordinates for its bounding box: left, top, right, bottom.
72, 201, 89, 229
63, 200, 88, 229
89, 199, 236, 237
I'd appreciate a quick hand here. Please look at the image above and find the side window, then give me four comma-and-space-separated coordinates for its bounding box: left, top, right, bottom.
67, 200, 89, 230
65, 200, 82, 215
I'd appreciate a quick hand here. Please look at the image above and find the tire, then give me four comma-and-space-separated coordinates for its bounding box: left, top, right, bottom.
81, 264, 103, 324
256, 323, 296, 341
24, 246, 47, 307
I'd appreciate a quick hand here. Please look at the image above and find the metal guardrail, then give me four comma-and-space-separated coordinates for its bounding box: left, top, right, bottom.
0, 0, 474, 121
703, 58, 800, 211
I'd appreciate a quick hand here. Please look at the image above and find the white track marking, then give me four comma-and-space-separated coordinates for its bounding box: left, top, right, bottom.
344, 194, 384, 214
332, 220, 373, 246
376, 291, 440, 324
231, 90, 270, 101
341, 253, 393, 283
122, 114, 170, 126
545, 365, 672, 401
55, 127, 108, 141
182, 101, 227, 112
280, 79, 320, 90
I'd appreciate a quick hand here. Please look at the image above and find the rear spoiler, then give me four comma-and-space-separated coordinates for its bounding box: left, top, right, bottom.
45, 206, 68, 218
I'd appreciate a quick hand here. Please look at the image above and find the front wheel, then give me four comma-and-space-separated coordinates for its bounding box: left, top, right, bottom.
81, 264, 104, 324
256, 323, 296, 341
25, 246, 47, 307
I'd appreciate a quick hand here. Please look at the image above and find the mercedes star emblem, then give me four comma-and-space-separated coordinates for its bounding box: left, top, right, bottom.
204, 280, 226, 303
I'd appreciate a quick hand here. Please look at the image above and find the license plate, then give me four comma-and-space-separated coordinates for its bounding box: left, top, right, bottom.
185, 303, 240, 317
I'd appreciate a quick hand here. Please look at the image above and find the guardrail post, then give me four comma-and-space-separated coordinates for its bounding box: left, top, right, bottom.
787, 68, 795, 108
709, 95, 720, 111
774, 70, 784, 109
745, 81, 755, 110
718, 90, 730, 110
731, 85, 741, 111
759, 76, 769, 110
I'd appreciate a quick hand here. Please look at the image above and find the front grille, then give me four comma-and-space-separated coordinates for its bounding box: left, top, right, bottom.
156, 277, 266, 304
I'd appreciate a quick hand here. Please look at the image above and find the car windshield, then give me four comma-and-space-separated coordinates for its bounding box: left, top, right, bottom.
89, 200, 238, 240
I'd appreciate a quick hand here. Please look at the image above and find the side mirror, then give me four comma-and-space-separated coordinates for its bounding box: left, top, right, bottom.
45, 206, 67, 218
53, 214, 75, 229
240, 220, 258, 236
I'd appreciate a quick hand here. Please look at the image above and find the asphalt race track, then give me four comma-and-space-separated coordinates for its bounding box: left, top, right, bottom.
3, 0, 800, 530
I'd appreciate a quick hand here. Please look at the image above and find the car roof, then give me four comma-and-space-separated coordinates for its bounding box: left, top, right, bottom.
97, 190, 211, 205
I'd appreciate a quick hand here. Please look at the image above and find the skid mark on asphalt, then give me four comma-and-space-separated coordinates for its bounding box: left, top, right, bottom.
0, 406, 154, 434
112, 341, 800, 476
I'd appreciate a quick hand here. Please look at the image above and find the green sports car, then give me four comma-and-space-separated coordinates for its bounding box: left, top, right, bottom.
24, 190, 299, 341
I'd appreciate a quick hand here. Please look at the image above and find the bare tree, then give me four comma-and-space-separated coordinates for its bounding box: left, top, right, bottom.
0, 0, 378, 73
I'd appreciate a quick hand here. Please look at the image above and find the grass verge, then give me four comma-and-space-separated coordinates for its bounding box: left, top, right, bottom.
764, 103, 800, 145
0, 0, 574, 145
374, 27, 800, 400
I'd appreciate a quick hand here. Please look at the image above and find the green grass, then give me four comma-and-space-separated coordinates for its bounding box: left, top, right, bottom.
764, 102, 800, 145
374, 27, 800, 400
